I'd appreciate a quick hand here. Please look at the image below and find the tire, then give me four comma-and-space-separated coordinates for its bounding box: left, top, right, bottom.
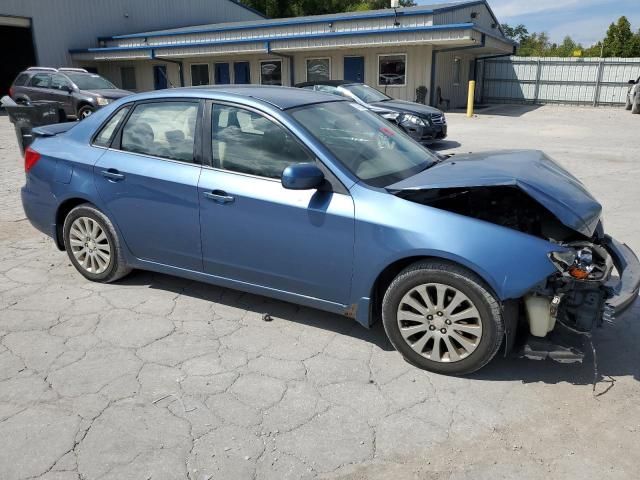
625, 94, 632, 111
382, 260, 504, 375
63, 204, 131, 283
77, 105, 94, 120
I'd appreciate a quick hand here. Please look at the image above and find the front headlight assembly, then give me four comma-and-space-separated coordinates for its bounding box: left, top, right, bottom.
398, 113, 427, 127
96, 97, 111, 106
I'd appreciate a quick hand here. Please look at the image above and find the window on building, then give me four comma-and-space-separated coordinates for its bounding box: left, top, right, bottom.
260, 60, 282, 86
211, 104, 314, 179
453, 57, 461, 86
306, 58, 330, 82
30, 73, 51, 88
190, 64, 210, 86
120, 67, 137, 90
93, 106, 131, 148
121, 101, 199, 163
378, 54, 406, 86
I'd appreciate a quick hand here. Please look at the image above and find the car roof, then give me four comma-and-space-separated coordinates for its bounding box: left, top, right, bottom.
126, 85, 346, 110
295, 80, 357, 88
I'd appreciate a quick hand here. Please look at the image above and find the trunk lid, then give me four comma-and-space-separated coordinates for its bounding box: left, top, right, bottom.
387, 150, 602, 237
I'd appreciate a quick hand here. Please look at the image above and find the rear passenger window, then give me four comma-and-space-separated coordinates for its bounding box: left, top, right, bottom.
30, 74, 51, 88
211, 104, 314, 179
120, 102, 198, 163
93, 106, 130, 148
13, 73, 29, 86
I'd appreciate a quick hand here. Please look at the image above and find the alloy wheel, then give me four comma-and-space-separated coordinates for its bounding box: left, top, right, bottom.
396, 283, 483, 362
68, 216, 111, 274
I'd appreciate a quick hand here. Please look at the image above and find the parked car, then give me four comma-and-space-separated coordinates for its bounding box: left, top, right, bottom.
295, 80, 447, 143
626, 76, 640, 114
10, 67, 133, 120
21, 86, 639, 375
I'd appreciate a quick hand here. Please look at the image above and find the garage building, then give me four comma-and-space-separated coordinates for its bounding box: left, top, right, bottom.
70, 0, 515, 108
0, 0, 262, 97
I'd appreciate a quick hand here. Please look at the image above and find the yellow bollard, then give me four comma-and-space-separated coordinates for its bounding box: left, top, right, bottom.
467, 80, 476, 118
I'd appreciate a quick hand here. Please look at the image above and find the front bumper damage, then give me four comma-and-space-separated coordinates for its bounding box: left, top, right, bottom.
521, 235, 640, 363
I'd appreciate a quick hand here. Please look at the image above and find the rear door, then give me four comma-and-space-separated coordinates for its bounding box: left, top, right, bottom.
94, 99, 204, 270
26, 73, 51, 101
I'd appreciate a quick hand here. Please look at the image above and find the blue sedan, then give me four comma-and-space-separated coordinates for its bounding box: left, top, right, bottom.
21, 86, 639, 375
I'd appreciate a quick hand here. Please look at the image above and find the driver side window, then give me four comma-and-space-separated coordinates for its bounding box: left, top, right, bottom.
211, 104, 314, 179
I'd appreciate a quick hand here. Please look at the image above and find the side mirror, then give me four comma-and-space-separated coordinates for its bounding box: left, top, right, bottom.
281, 163, 324, 190
66, 85, 74, 93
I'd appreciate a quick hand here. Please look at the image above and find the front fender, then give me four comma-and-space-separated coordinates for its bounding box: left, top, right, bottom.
350, 184, 561, 318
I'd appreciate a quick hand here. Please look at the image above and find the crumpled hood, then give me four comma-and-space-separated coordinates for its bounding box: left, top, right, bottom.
387, 150, 602, 237
371, 99, 442, 116
85, 89, 133, 100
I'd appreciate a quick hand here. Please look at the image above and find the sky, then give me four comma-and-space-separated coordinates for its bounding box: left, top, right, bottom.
417, 0, 640, 46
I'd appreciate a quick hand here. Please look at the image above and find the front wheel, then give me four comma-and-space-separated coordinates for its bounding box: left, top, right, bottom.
77, 105, 94, 120
63, 204, 131, 283
382, 260, 504, 375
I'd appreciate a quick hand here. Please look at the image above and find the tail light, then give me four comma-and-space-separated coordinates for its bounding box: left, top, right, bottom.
24, 147, 41, 172
9, 87, 14, 98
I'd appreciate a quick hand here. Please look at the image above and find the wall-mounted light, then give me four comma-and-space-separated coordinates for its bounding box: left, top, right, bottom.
328, 22, 334, 30
470, 12, 478, 19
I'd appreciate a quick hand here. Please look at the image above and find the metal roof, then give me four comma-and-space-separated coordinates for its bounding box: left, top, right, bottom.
106, 1, 480, 40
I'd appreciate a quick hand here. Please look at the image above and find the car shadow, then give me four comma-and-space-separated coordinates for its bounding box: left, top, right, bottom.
117, 269, 395, 352
116, 270, 639, 386
473, 104, 543, 117
429, 140, 461, 151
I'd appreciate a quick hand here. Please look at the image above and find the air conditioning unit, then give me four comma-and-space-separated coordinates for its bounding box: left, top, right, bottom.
391, 0, 400, 8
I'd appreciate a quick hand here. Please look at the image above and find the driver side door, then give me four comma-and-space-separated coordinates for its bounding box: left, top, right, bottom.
198, 102, 355, 304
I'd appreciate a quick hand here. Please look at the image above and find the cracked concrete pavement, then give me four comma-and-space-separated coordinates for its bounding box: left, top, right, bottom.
1, 105, 639, 479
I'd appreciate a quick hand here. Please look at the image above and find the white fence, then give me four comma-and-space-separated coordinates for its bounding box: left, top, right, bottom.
480, 56, 640, 106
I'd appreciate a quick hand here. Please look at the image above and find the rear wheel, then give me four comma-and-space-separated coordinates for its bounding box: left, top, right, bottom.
63, 204, 131, 283
382, 260, 504, 375
77, 105, 94, 120
625, 94, 632, 110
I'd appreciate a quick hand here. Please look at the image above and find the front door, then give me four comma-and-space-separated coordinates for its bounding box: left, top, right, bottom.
233, 62, 250, 84
49, 73, 74, 116
153, 65, 168, 90
214, 63, 230, 84
198, 102, 355, 304
94, 100, 203, 270
344, 56, 365, 83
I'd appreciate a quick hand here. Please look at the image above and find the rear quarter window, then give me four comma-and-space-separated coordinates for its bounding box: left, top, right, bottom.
13, 73, 30, 86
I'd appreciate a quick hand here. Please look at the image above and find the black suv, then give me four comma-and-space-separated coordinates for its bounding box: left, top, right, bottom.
10, 67, 132, 120
296, 80, 447, 143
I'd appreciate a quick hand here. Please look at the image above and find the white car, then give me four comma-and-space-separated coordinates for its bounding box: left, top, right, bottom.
626, 76, 640, 114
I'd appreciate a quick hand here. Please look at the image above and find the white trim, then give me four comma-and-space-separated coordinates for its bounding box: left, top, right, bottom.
189, 63, 210, 86
259, 59, 283, 86
305, 57, 332, 81
377, 53, 407, 87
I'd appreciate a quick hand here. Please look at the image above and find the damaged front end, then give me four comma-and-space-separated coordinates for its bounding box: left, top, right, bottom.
388, 150, 640, 363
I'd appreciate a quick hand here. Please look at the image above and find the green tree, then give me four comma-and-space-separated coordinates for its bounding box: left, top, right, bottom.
602, 16, 634, 57
501, 23, 529, 43
240, 0, 415, 18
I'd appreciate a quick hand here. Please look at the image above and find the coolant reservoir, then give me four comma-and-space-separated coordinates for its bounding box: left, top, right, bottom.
524, 295, 556, 337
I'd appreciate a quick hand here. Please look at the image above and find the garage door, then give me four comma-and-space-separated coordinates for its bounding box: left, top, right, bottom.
0, 16, 36, 97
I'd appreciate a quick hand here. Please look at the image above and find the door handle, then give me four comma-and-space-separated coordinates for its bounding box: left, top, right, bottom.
203, 190, 235, 204
101, 169, 125, 181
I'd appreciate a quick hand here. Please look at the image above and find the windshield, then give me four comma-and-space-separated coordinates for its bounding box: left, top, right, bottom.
290, 102, 438, 187
66, 73, 116, 90
343, 84, 391, 103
